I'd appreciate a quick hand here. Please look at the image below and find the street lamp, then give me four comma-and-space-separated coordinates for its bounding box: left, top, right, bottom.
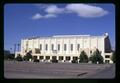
14, 44, 16, 54
10, 48, 12, 54
17, 43, 20, 51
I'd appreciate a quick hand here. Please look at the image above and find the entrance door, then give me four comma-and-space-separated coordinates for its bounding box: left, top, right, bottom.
52, 56, 57, 60
72, 57, 78, 63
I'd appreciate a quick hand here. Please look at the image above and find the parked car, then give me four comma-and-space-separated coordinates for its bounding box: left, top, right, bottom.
71, 60, 78, 63
51, 60, 58, 63
33, 59, 39, 62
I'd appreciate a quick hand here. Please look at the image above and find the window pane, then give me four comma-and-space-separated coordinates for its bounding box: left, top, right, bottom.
39, 56, 44, 59
105, 55, 110, 58
66, 56, 70, 60
45, 44, 48, 50
52, 56, 57, 60
58, 44, 60, 51
105, 60, 110, 63
64, 44, 66, 51
51, 44, 54, 50
59, 56, 63, 60
33, 56, 37, 59
35, 48, 40, 54
77, 44, 80, 51
40, 44, 42, 50
71, 44, 73, 51
90, 50, 92, 53
46, 56, 50, 60
73, 57, 78, 60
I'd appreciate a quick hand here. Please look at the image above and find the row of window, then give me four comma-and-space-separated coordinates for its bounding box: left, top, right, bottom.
38, 56, 78, 60
25, 48, 102, 55
39, 44, 80, 51
105, 55, 110, 58
33, 56, 111, 63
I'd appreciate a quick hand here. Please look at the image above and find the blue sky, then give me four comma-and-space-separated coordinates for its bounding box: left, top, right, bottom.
4, 4, 115, 53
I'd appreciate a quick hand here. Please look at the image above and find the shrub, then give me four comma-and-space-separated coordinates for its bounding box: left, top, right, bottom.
79, 51, 89, 63
23, 51, 32, 61
23, 55, 28, 61
89, 49, 103, 64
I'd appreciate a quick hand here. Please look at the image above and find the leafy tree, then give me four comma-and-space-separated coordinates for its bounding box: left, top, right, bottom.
4, 50, 15, 60
23, 51, 32, 61
15, 54, 23, 61
89, 49, 103, 64
23, 55, 28, 61
79, 51, 89, 63
111, 51, 115, 63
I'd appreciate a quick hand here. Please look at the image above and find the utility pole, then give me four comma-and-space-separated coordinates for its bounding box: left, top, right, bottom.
10, 48, 12, 54
17, 43, 20, 52
14, 44, 16, 54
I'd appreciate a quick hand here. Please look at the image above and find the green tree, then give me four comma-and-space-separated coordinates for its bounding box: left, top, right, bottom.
89, 49, 103, 64
111, 51, 115, 63
79, 51, 89, 63
15, 54, 23, 61
23, 51, 32, 61
23, 55, 28, 61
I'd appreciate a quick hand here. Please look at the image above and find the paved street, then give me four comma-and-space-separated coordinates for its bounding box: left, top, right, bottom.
4, 61, 115, 79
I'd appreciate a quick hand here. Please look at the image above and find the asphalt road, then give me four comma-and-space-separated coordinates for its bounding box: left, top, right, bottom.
4, 61, 115, 79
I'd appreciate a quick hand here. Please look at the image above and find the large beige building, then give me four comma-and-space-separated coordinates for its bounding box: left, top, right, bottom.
16, 33, 113, 63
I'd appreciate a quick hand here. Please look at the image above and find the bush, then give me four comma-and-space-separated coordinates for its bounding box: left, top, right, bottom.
23, 51, 32, 61
79, 51, 89, 63
89, 49, 103, 64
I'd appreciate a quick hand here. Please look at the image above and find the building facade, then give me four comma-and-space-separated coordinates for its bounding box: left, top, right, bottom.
16, 33, 113, 63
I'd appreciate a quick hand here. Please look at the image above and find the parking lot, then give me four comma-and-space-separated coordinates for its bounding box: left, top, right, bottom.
4, 61, 115, 79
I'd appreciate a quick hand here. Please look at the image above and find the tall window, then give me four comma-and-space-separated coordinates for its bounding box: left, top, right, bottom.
105, 60, 110, 63
90, 50, 92, 54
77, 44, 80, 51
40, 44, 42, 50
59, 56, 63, 60
45, 44, 48, 51
71, 44, 73, 51
51, 44, 54, 50
58, 44, 60, 51
26, 43, 28, 47
64, 44, 67, 51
